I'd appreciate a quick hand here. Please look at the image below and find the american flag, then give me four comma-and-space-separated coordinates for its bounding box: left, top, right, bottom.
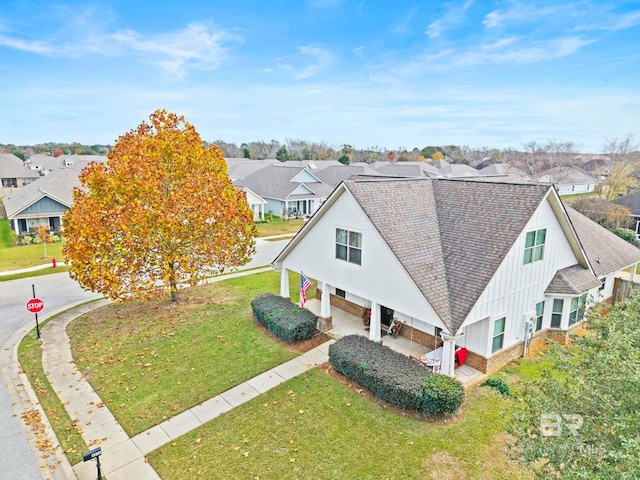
299, 273, 312, 307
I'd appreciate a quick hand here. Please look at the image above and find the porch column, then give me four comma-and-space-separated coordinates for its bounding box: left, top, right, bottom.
369, 302, 381, 342
439, 333, 462, 378
320, 281, 330, 317
631, 263, 637, 283
260, 203, 264, 221
318, 281, 333, 331
280, 267, 290, 298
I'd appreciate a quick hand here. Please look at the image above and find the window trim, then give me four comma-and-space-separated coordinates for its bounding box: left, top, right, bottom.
551, 298, 564, 328
335, 228, 362, 265
523, 228, 547, 265
568, 294, 586, 326
491, 317, 506, 353
534, 301, 545, 331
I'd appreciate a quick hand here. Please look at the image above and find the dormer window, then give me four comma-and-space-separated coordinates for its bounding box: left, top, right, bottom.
523, 229, 546, 265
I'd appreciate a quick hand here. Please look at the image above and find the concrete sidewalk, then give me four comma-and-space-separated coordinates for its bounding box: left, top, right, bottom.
41, 300, 331, 480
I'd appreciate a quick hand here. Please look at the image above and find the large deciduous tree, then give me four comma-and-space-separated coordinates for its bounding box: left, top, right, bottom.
63, 110, 256, 302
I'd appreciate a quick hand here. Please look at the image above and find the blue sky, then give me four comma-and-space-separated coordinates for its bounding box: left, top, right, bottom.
0, 0, 638, 152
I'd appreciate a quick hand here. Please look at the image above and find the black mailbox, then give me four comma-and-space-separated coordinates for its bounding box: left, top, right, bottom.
82, 446, 102, 462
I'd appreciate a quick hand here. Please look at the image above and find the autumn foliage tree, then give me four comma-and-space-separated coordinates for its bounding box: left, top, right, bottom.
63, 110, 256, 302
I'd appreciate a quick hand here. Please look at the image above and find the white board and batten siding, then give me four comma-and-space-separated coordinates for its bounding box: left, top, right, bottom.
462, 197, 581, 357
282, 189, 447, 331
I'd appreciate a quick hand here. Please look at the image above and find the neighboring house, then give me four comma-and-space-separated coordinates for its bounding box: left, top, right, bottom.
242, 187, 268, 221
0, 153, 40, 194
273, 177, 640, 377
235, 165, 335, 218
538, 166, 596, 195
25, 154, 107, 175
611, 190, 640, 239
4, 167, 80, 234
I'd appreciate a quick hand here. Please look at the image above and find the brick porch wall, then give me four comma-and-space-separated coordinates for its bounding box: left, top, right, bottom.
316, 289, 367, 319
317, 290, 586, 375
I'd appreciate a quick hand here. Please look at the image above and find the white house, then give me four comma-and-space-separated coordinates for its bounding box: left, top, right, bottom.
538, 166, 596, 196
272, 177, 640, 377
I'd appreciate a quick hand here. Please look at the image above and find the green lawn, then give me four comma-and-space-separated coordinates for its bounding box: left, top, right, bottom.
0, 218, 13, 248
66, 271, 308, 436
255, 216, 306, 237
0, 241, 65, 271
149, 368, 532, 480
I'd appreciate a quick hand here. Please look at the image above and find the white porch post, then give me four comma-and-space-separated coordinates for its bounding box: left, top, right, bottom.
369, 302, 381, 342
280, 267, 289, 298
320, 281, 330, 317
440, 333, 461, 378
631, 263, 637, 282
260, 203, 264, 221
317, 281, 333, 331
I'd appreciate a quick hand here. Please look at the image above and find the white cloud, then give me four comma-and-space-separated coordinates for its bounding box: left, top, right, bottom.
108, 23, 242, 77
426, 0, 474, 39
288, 45, 337, 80
0, 21, 241, 77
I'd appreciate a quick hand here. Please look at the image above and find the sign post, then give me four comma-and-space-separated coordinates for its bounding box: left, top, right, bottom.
26, 285, 44, 340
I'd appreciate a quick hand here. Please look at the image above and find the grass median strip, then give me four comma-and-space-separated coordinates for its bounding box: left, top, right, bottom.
67, 270, 300, 436
19, 324, 89, 466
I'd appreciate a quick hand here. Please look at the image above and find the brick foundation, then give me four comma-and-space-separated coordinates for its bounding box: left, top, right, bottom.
397, 323, 442, 350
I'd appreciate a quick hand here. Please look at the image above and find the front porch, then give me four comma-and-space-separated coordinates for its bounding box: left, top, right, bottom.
304, 299, 485, 388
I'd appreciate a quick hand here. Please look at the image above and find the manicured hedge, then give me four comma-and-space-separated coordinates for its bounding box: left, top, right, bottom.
251, 293, 318, 343
329, 334, 464, 417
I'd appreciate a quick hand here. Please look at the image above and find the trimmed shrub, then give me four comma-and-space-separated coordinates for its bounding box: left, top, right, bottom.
20, 235, 33, 245
421, 374, 465, 417
48, 234, 61, 243
32, 236, 42, 244
251, 293, 317, 343
329, 335, 464, 417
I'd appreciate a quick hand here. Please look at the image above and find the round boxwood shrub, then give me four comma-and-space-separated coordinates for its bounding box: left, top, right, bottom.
421, 374, 465, 417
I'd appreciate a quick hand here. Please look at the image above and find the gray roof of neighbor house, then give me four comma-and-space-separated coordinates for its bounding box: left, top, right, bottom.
566, 205, 640, 277
0, 154, 41, 180
545, 265, 602, 295
344, 178, 552, 334
314, 165, 381, 186
235, 164, 335, 200
4, 167, 80, 218
539, 166, 596, 185
611, 190, 640, 216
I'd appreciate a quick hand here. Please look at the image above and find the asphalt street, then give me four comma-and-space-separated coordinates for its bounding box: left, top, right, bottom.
0, 237, 289, 479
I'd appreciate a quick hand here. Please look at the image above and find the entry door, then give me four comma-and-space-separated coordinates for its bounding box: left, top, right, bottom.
380, 306, 394, 328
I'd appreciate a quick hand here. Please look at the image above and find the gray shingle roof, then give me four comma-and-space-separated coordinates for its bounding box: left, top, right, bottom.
545, 265, 602, 294
566, 205, 640, 277
235, 165, 335, 200
0, 154, 41, 180
345, 177, 551, 333
4, 167, 80, 218
611, 190, 640, 216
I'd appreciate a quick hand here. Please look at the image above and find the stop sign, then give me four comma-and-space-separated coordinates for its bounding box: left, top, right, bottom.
26, 298, 45, 313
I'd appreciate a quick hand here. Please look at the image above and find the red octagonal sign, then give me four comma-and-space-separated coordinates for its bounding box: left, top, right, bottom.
26, 298, 45, 313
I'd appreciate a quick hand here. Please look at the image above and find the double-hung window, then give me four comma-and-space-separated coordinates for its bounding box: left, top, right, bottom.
551, 299, 563, 328
336, 228, 362, 265
534, 301, 545, 331
568, 294, 586, 326
523, 229, 546, 265
492, 317, 506, 353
